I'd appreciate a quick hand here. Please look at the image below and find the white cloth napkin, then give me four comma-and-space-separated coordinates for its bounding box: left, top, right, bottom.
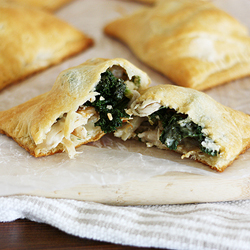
1, 195, 250, 250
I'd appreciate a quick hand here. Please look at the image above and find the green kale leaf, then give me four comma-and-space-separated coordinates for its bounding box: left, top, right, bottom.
85, 70, 130, 133
131, 75, 141, 87
149, 107, 219, 156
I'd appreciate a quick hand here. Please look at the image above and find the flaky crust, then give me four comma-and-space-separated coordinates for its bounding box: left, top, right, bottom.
125, 0, 157, 4
0, 58, 151, 157
131, 84, 250, 171
0, 2, 93, 91
7, 0, 74, 11
104, 0, 250, 90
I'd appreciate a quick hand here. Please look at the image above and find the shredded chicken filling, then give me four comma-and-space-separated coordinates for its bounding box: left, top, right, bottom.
35, 106, 101, 158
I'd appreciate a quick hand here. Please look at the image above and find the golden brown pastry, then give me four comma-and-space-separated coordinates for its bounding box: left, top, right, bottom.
0, 58, 151, 158
104, 0, 250, 90
6, 0, 74, 11
0, 2, 93, 91
125, 0, 156, 4
114, 84, 250, 172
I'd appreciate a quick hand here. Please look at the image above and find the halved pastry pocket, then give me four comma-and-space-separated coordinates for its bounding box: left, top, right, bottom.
114, 84, 250, 172
0, 58, 151, 158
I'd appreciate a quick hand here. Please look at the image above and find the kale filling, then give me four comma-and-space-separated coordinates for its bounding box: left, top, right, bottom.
149, 107, 219, 156
85, 70, 130, 134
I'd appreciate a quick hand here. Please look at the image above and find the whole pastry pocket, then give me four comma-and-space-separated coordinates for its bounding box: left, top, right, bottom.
5, 0, 74, 11
104, 0, 250, 90
125, 0, 157, 4
114, 84, 250, 172
0, 58, 151, 158
0, 2, 93, 91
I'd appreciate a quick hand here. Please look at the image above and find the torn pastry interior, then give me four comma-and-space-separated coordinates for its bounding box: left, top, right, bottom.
114, 85, 250, 172
0, 58, 151, 158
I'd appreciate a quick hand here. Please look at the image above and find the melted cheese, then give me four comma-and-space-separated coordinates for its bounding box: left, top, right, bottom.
201, 137, 220, 153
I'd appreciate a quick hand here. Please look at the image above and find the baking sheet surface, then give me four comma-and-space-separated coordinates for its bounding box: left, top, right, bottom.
1, 0, 250, 196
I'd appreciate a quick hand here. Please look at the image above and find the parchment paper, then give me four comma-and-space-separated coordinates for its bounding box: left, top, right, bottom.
1, 0, 250, 197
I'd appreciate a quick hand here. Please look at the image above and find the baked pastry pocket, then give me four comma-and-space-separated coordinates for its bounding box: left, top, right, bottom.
104, 0, 250, 90
0, 2, 93, 91
124, 0, 157, 4
5, 0, 74, 11
0, 58, 151, 158
114, 84, 250, 172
